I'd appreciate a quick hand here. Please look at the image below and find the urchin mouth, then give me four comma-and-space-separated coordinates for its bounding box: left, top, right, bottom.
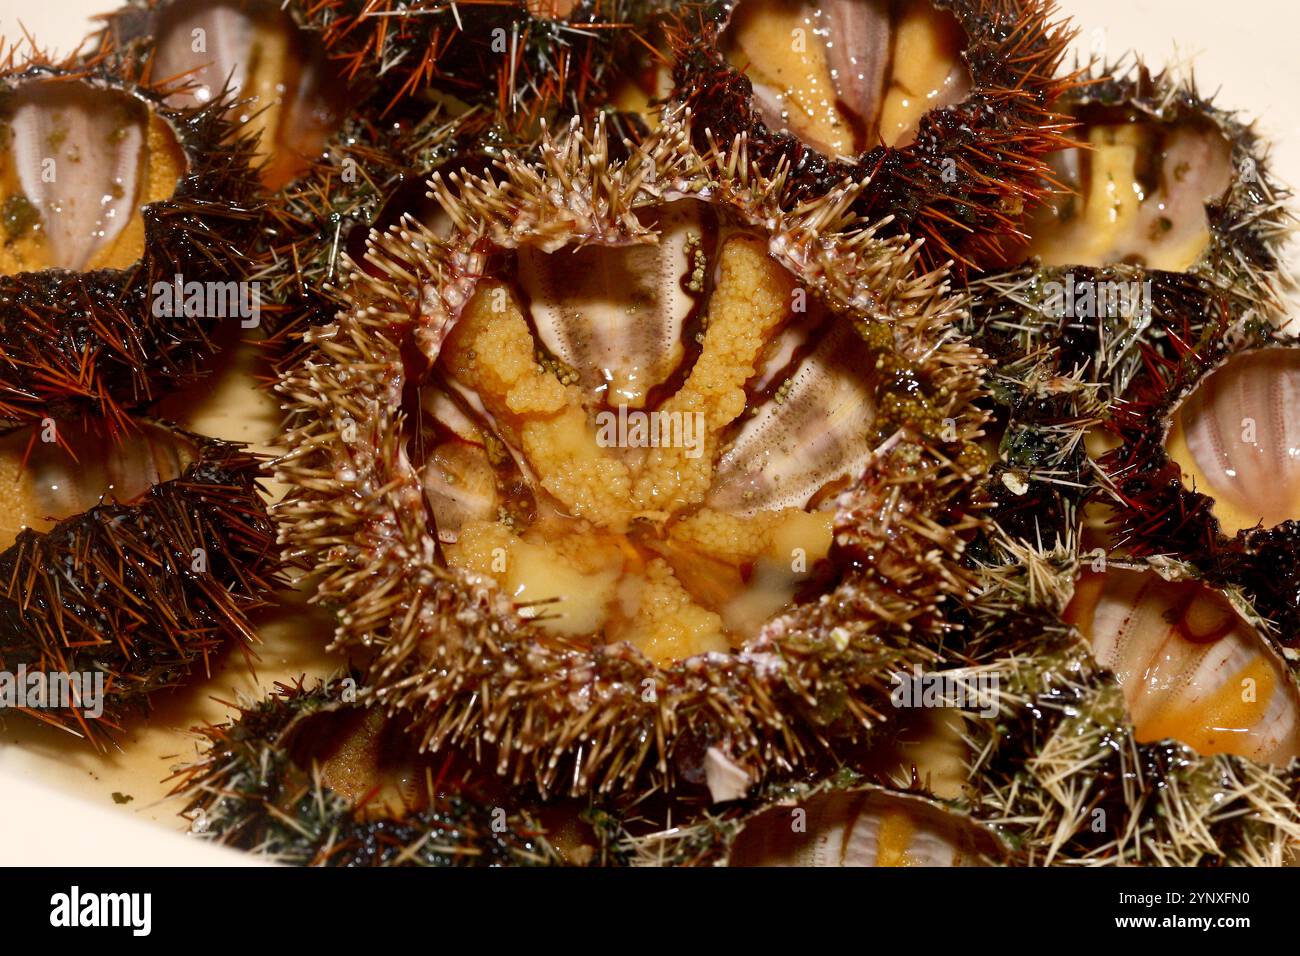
1022, 107, 1234, 272
408, 199, 885, 664
0, 79, 187, 275
719, 0, 970, 157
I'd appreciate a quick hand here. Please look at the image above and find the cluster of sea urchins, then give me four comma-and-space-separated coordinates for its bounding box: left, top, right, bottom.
6, 0, 1300, 868
952, 61, 1300, 866
0, 42, 282, 741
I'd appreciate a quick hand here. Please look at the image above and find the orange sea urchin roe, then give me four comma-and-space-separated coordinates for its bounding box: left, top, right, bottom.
873, 810, 919, 866
438, 235, 839, 665
874, 1, 969, 148
727, 0, 852, 155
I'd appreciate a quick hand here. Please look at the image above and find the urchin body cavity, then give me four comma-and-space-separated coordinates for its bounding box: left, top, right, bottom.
276, 109, 989, 798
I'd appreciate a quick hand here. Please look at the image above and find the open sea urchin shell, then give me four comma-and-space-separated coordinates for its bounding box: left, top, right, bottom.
0, 56, 261, 430
623, 775, 1006, 866
275, 109, 989, 798
955, 555, 1300, 866
0, 423, 281, 743
1102, 327, 1300, 644
1067, 566, 1300, 766
671, 0, 1078, 271
1163, 348, 1300, 536
99, 0, 352, 190
175, 676, 566, 866
965, 65, 1291, 408
727, 789, 998, 866
1009, 65, 1292, 296
971, 648, 1300, 865
98, 0, 455, 346
962, 64, 1292, 565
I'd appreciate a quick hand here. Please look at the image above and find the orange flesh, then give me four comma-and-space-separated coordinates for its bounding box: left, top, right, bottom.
1137, 657, 1276, 756
153, 2, 345, 190
315, 708, 438, 820
236, 7, 342, 189
314, 709, 521, 825
437, 235, 838, 665
876, 1, 969, 147
317, 708, 392, 804
728, 0, 852, 154
237, 11, 299, 187
873, 810, 919, 867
